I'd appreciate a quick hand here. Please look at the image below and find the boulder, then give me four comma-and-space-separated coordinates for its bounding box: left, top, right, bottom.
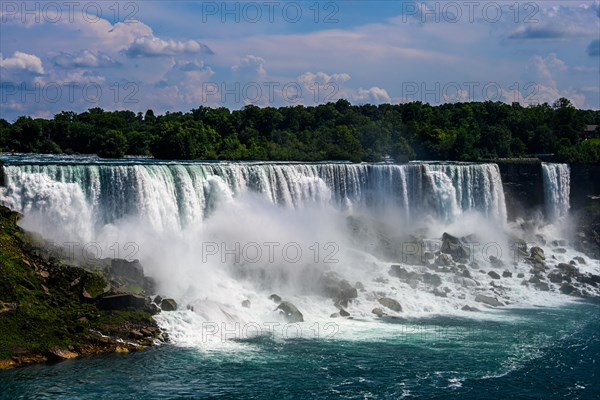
355, 281, 365, 290
474, 294, 504, 307
371, 308, 385, 317
378, 297, 402, 312
241, 300, 251, 308
530, 247, 545, 261
339, 309, 350, 317
461, 305, 479, 312
269, 294, 282, 304
553, 248, 567, 254
423, 273, 442, 287
502, 270, 513, 278
276, 301, 304, 322
488, 271, 501, 280
159, 298, 177, 311
548, 272, 564, 283
441, 232, 470, 261
517, 273, 525, 278
110, 259, 144, 283
46, 347, 79, 361
557, 263, 579, 277
573, 256, 586, 265
560, 283, 578, 295
98, 294, 146, 311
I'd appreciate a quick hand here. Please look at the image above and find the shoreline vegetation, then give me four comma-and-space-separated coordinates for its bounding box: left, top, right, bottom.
0, 99, 598, 164
0, 205, 175, 370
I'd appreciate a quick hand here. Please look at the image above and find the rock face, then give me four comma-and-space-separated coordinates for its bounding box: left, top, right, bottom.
276, 301, 304, 322
378, 297, 402, 312
474, 294, 504, 307
98, 294, 146, 311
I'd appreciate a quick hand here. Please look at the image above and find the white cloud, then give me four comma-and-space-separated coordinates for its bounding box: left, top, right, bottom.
52, 50, 117, 68
126, 36, 213, 57
0, 51, 44, 74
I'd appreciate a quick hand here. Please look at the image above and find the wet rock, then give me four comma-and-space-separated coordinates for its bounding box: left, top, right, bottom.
276, 301, 304, 322
474, 294, 504, 307
548, 272, 564, 283
461, 305, 479, 312
573, 256, 586, 265
560, 283, 577, 295
435, 253, 453, 267
552, 240, 567, 247
557, 263, 579, 277
269, 294, 282, 304
241, 300, 251, 308
130, 330, 144, 339
98, 294, 146, 311
433, 288, 447, 297
489, 256, 504, 268
355, 281, 365, 291
517, 272, 525, 278
330, 313, 340, 318
535, 234, 546, 245
378, 297, 402, 312
423, 273, 442, 287
502, 270, 513, 278
530, 247, 545, 261
535, 282, 550, 291
159, 298, 177, 312
461, 269, 472, 278
553, 248, 567, 254
488, 271, 501, 280
371, 308, 385, 317
339, 309, 350, 317
441, 232, 470, 262
453, 276, 479, 287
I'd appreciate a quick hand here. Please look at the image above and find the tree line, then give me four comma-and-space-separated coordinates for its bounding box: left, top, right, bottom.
1, 98, 599, 163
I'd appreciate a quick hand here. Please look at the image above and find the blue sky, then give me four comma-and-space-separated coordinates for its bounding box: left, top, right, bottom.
1, 0, 599, 120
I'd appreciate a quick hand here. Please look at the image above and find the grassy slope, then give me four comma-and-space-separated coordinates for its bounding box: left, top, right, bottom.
0, 205, 158, 365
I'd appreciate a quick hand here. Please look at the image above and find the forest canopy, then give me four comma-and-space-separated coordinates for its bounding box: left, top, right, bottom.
1, 99, 598, 164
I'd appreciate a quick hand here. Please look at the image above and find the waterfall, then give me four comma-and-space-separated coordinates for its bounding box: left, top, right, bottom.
542, 163, 570, 221
0, 159, 507, 241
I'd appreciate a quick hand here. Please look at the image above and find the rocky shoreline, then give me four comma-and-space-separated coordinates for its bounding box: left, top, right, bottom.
0, 205, 176, 370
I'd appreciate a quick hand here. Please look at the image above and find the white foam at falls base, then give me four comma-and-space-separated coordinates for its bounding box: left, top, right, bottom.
0, 160, 595, 350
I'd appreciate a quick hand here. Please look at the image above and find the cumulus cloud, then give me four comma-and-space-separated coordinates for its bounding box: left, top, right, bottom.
126, 36, 213, 57
0, 51, 44, 74
52, 50, 117, 68
353, 87, 392, 104
232, 55, 267, 80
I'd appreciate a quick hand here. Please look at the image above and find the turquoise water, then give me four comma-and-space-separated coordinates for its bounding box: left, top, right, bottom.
1, 301, 598, 399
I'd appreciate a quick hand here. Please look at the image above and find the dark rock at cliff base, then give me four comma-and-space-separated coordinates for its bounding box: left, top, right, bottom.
159, 298, 177, 311
461, 305, 479, 312
488, 271, 501, 280
502, 270, 513, 278
441, 233, 470, 261
269, 294, 282, 304
98, 294, 147, 311
378, 297, 402, 312
110, 259, 144, 283
276, 301, 304, 322
474, 294, 503, 307
530, 247, 545, 261
371, 308, 385, 317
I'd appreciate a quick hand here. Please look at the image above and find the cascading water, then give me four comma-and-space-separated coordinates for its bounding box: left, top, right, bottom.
0, 160, 507, 241
541, 163, 571, 221
0, 155, 596, 349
